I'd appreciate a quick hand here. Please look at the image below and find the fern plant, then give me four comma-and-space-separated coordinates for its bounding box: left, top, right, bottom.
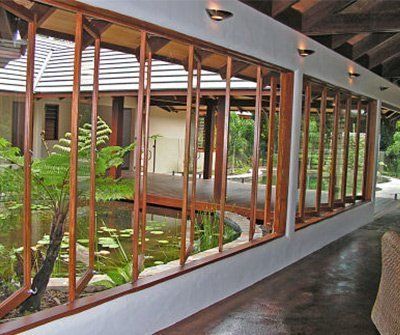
0, 117, 134, 312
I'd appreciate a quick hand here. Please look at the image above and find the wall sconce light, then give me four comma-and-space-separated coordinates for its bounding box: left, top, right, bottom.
349, 72, 361, 78
298, 49, 315, 57
380, 86, 389, 91
206, 8, 233, 21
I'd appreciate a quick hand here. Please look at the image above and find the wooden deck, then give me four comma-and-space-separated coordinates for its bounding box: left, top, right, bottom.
122, 172, 328, 220
121, 172, 272, 219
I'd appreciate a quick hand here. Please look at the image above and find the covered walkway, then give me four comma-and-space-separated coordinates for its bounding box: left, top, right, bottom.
159, 199, 400, 335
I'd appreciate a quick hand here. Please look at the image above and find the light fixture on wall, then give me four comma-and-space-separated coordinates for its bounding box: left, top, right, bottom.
298, 48, 315, 57
348, 72, 361, 78
380, 86, 389, 91
206, 8, 233, 21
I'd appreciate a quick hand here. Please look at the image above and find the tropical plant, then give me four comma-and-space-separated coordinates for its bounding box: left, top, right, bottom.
228, 113, 254, 174
0, 244, 19, 300
0, 117, 134, 312
386, 121, 400, 177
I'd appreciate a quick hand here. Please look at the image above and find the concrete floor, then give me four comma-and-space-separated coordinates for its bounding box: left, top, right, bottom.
158, 200, 400, 335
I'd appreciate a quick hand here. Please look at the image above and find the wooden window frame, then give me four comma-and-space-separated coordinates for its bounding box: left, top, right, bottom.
0, 1, 298, 332
295, 77, 378, 230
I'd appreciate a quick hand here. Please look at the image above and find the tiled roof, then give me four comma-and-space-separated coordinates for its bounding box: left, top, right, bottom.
0, 36, 256, 94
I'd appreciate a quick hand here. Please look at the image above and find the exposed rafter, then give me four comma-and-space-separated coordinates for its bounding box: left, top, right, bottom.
81, 19, 111, 49
239, 0, 400, 85
352, 32, 395, 60
31, 2, 56, 26
147, 35, 170, 53
366, 33, 400, 69
0, 0, 33, 22
271, 0, 299, 17
301, 1, 355, 31
303, 12, 400, 35
219, 59, 250, 80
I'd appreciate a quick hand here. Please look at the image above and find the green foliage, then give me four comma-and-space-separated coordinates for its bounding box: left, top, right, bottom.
0, 244, 18, 283
0, 117, 135, 300
0, 117, 134, 219
0, 244, 20, 297
385, 121, 400, 177
228, 113, 254, 173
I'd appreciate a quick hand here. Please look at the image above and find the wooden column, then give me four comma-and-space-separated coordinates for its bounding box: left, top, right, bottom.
110, 96, 124, 179
88, 37, 100, 271
328, 92, 340, 209
352, 100, 362, 200
180, 45, 194, 265
214, 97, 226, 201
298, 82, 312, 219
132, 31, 147, 281
141, 52, 152, 254
23, 20, 36, 290
76, 35, 101, 296
340, 96, 352, 204
69, 12, 83, 302
249, 66, 263, 240
190, 59, 202, 246
264, 76, 277, 227
273, 72, 294, 235
363, 101, 377, 201
315, 88, 327, 212
203, 99, 215, 180
218, 56, 232, 252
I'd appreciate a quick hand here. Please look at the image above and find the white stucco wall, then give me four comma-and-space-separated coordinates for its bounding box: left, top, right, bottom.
0, 95, 22, 142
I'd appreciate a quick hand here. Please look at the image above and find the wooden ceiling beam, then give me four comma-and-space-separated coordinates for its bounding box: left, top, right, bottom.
239, 0, 272, 15
0, 0, 34, 22
275, 6, 302, 30
302, 1, 355, 31
378, 54, 400, 78
352, 32, 396, 59
82, 20, 112, 49
304, 11, 400, 35
367, 33, 400, 69
30, 2, 56, 26
194, 48, 213, 63
271, 0, 299, 17
0, 8, 15, 40
147, 35, 170, 54
331, 33, 355, 49
83, 17, 100, 39
313, 33, 355, 49
219, 59, 250, 80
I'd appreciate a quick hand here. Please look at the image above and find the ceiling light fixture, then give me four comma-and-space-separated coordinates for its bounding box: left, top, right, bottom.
298, 48, 315, 57
348, 72, 360, 78
206, 8, 233, 21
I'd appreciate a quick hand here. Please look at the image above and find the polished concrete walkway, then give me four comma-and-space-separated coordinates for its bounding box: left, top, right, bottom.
159, 199, 400, 335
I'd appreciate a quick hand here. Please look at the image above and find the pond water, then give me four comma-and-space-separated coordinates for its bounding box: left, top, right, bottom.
0, 202, 240, 283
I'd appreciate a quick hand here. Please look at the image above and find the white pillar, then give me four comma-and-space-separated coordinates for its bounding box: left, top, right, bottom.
285, 69, 303, 237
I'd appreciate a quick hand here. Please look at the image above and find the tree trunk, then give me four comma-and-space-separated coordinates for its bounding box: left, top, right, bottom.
20, 210, 66, 312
